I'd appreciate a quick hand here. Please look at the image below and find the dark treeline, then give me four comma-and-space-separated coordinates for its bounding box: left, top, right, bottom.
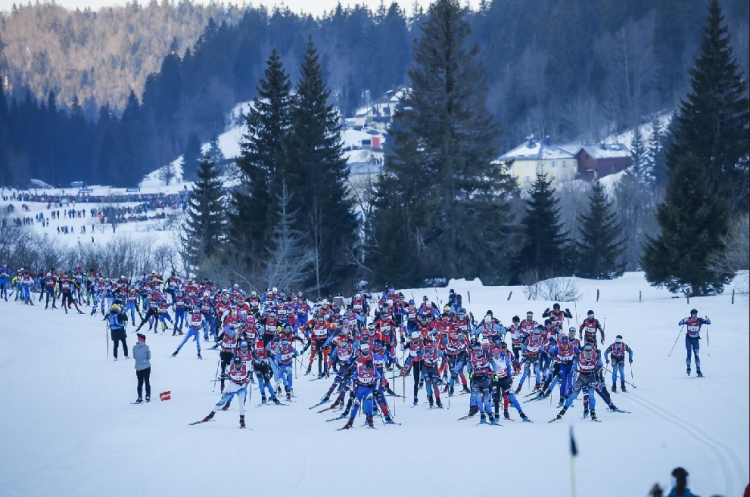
0, 0, 748, 188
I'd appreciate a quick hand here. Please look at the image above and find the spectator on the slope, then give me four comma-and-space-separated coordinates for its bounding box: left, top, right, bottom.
133, 333, 152, 403
667, 467, 699, 497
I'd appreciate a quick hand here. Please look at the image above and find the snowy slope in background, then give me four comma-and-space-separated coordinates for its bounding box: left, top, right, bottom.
0, 273, 747, 497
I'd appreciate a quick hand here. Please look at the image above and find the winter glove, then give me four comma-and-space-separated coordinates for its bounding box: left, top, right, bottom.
629, 358, 633, 363
468, 371, 473, 380
601, 336, 605, 344
606, 359, 610, 365
400, 335, 405, 345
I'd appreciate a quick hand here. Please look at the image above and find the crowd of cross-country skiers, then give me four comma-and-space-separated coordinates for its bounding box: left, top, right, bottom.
0, 264, 711, 429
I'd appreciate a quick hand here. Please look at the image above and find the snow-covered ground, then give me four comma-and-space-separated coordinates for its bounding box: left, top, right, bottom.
0, 273, 747, 496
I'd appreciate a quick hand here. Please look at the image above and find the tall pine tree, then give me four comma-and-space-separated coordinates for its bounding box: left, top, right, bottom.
285, 37, 357, 294
667, 0, 749, 212
518, 171, 569, 280
576, 181, 625, 279
183, 155, 226, 272
231, 48, 292, 274
641, 154, 732, 295
368, 0, 515, 285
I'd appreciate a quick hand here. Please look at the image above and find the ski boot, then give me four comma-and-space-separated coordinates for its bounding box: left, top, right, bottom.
221, 401, 231, 411
448, 385, 454, 396
261, 396, 267, 405
384, 415, 396, 425
172, 329, 177, 336
479, 414, 487, 424
77, 309, 84, 314
427, 395, 434, 408
612, 383, 617, 393
413, 397, 418, 407
239, 415, 246, 429
686, 365, 691, 376
468, 405, 479, 418
286, 392, 292, 401
304, 366, 312, 376
520, 412, 531, 422
435, 398, 443, 408
696, 368, 703, 378
366, 415, 374, 428
461, 384, 471, 394
555, 406, 568, 420
197, 352, 202, 359
202, 412, 215, 422
272, 397, 281, 405
490, 414, 498, 425
134, 396, 143, 404
621, 381, 627, 392
171, 350, 179, 358
514, 385, 522, 395
590, 409, 597, 421
504, 410, 511, 420
342, 418, 353, 430
386, 386, 397, 396
145, 396, 150, 402
582, 408, 589, 419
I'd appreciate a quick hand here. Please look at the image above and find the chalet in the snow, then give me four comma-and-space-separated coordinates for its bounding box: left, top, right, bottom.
574, 143, 631, 180
497, 137, 577, 189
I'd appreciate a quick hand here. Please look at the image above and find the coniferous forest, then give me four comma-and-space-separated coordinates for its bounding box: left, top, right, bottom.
0, 0, 748, 188
0, 0, 747, 296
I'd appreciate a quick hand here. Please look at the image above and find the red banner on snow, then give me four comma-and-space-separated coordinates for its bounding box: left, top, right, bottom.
159, 391, 171, 401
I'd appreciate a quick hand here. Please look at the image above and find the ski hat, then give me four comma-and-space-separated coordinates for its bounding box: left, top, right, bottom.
526, 311, 533, 316
512, 315, 520, 322
583, 344, 593, 352
587, 310, 594, 316
137, 333, 146, 342
553, 303, 560, 309
492, 347, 502, 356
615, 335, 623, 342
233, 355, 242, 366
690, 309, 698, 316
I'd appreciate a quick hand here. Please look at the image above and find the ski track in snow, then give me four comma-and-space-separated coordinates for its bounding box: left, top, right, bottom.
0, 273, 748, 497
627, 392, 746, 496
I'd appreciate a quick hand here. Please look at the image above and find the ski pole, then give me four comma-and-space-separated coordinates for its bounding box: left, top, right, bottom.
213, 359, 220, 392
706, 324, 710, 357
668, 325, 684, 357
106, 323, 109, 361
629, 361, 636, 387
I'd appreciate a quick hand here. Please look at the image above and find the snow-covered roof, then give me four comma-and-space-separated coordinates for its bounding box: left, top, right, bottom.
576, 143, 630, 160
498, 139, 575, 161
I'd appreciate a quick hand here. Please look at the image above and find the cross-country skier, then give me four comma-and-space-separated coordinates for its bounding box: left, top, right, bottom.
171, 308, 203, 359
679, 309, 710, 377
604, 335, 634, 391
196, 355, 250, 429
340, 347, 382, 430
490, 343, 530, 422
554, 343, 603, 422
467, 339, 496, 424
579, 310, 605, 348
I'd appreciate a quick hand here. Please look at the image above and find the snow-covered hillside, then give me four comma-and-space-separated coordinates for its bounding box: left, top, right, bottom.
0, 273, 747, 497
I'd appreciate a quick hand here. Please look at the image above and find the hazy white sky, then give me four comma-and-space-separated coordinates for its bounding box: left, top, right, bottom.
0, 0, 481, 17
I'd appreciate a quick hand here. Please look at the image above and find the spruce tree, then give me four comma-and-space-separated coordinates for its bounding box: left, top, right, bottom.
667, 0, 749, 211
616, 127, 656, 270
368, 0, 515, 285
519, 171, 568, 279
641, 154, 732, 295
183, 155, 226, 270
285, 37, 357, 293
576, 181, 625, 279
231, 48, 292, 271
182, 132, 202, 181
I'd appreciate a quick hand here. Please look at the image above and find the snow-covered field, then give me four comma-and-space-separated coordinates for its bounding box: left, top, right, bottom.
0, 273, 747, 497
